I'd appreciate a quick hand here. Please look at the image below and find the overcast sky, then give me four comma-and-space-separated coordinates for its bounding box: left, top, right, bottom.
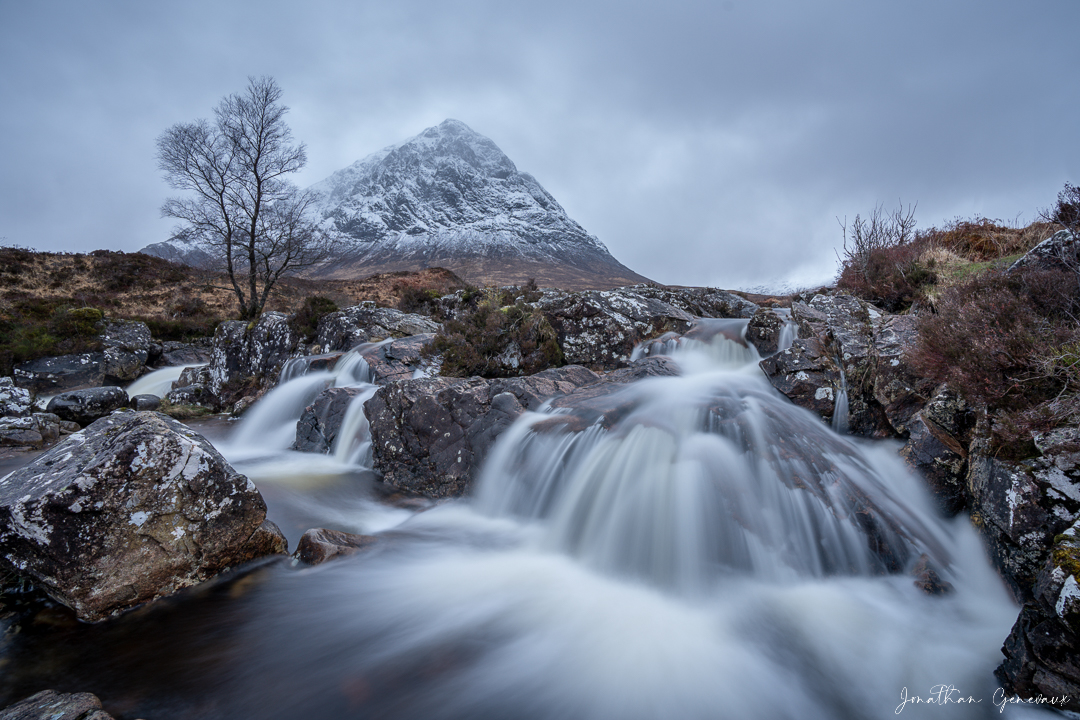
2, 1, 1077, 290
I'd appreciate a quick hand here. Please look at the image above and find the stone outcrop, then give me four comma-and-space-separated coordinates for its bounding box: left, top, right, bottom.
0, 412, 286, 622
997, 518, 1080, 711
100, 319, 152, 384
157, 339, 214, 367
293, 387, 367, 454
13, 353, 105, 394
207, 312, 300, 402
0, 378, 33, 418
630, 284, 759, 319
359, 334, 437, 383
759, 294, 928, 438
536, 288, 697, 369
0, 690, 114, 720
745, 307, 787, 356
316, 303, 440, 353
1008, 229, 1078, 274
968, 427, 1080, 602
366, 365, 601, 497
45, 387, 129, 426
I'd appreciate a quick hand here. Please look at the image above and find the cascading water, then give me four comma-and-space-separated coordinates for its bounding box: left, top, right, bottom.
0, 323, 1035, 719
124, 364, 199, 398
832, 363, 850, 435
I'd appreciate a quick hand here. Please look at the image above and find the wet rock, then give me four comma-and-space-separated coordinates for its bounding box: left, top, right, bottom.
0, 689, 114, 720
967, 427, 1080, 601
870, 314, 928, 435
0, 378, 33, 418
758, 337, 840, 420
166, 385, 214, 409
207, 313, 300, 403
0, 411, 287, 622
13, 353, 105, 394
131, 394, 161, 412
997, 519, 1080, 712
159, 339, 214, 366
901, 413, 968, 515
45, 387, 129, 426
101, 319, 152, 384
367, 365, 601, 497
294, 387, 367, 453
911, 553, 954, 595
176, 364, 210, 389
629, 284, 759, 319
0, 417, 43, 448
1008, 229, 1078, 274
359, 334, 437, 384
317, 303, 440, 353
294, 528, 377, 565
746, 308, 786, 355
537, 288, 696, 369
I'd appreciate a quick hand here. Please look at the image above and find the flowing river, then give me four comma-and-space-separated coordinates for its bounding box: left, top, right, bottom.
0, 325, 1053, 719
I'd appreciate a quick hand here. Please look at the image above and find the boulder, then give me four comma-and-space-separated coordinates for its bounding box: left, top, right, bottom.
45, 387, 129, 426
997, 518, 1080, 712
207, 312, 299, 402
158, 339, 214, 367
101, 319, 152, 383
359, 334, 437, 383
166, 385, 215, 409
316, 303, 440, 353
758, 336, 841, 420
966, 426, 1080, 601
536, 288, 696, 369
13, 353, 105, 394
900, 412, 968, 515
0, 378, 33, 418
294, 528, 377, 565
745, 307, 787, 356
131, 394, 161, 411
0, 412, 287, 622
367, 365, 601, 497
1008, 229, 1078, 274
293, 387, 368, 454
0, 417, 43, 448
0, 690, 114, 720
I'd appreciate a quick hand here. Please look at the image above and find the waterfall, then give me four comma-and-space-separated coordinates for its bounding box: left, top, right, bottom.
124, 364, 199, 397
11, 323, 1026, 720
832, 363, 850, 435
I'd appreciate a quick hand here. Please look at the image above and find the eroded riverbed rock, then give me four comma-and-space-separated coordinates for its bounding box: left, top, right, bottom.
0, 411, 286, 622
45, 387, 129, 426
101, 319, 152, 384
294, 528, 378, 565
317, 303, 440, 353
0, 689, 115, 720
0, 378, 33, 418
293, 386, 367, 454
367, 365, 602, 497
13, 353, 105, 394
997, 518, 1080, 711
207, 312, 299, 404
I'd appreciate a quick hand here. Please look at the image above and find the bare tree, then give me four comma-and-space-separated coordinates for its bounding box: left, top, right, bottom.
838, 200, 917, 278
157, 76, 336, 319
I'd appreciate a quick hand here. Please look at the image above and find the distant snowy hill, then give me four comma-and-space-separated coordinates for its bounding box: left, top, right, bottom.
143, 119, 648, 289
309, 119, 648, 288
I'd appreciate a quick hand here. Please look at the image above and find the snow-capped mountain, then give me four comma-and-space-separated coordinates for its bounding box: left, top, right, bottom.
310, 119, 647, 287
143, 119, 648, 289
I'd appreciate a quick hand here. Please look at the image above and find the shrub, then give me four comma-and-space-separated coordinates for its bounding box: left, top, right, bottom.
837, 241, 936, 312
428, 285, 562, 378
289, 296, 338, 342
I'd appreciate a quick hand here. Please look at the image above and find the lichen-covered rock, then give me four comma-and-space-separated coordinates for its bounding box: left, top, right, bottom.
359, 334, 437, 384
0, 411, 286, 622
1008, 229, 1078, 274
293, 387, 367, 453
0, 689, 114, 720
997, 519, 1080, 712
207, 313, 299, 402
158, 339, 214, 367
367, 365, 601, 497
165, 385, 215, 409
316, 303, 440, 353
45, 387, 129, 426
870, 314, 928, 435
745, 307, 786, 356
967, 427, 1080, 601
900, 412, 968, 515
131, 394, 161, 411
758, 337, 840, 420
629, 284, 759, 319
294, 528, 377, 565
537, 288, 696, 369
0, 417, 43, 448
0, 378, 32, 418
13, 353, 105, 394
101, 319, 152, 383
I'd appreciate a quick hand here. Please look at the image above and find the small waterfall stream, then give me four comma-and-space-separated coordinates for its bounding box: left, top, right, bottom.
1, 325, 1036, 719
